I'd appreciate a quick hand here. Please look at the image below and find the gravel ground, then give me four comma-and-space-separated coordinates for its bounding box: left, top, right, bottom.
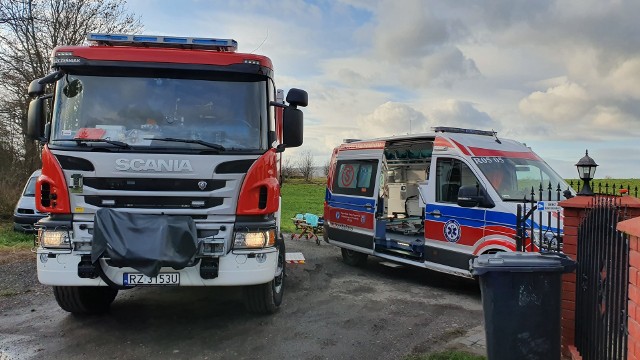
0, 236, 484, 360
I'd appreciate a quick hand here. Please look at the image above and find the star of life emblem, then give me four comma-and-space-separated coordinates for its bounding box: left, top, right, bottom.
443, 219, 461, 243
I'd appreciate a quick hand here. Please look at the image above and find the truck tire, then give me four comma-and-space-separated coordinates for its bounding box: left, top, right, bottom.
53, 286, 118, 315
243, 239, 285, 314
341, 248, 368, 267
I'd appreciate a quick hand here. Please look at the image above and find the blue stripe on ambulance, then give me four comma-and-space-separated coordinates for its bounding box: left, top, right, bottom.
325, 190, 376, 214
425, 205, 560, 233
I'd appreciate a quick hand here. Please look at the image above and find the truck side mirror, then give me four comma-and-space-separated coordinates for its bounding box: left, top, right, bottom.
282, 106, 303, 148
457, 184, 495, 208
28, 79, 45, 97
27, 98, 45, 141
286, 88, 308, 108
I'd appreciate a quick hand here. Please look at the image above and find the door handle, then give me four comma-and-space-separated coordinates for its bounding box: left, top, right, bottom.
330, 201, 373, 210
428, 210, 441, 217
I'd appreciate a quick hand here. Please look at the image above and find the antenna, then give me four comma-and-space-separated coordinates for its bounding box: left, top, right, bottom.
492, 129, 501, 144
250, 29, 269, 54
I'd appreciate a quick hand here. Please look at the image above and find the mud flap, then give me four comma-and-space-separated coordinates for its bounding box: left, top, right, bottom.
91, 209, 198, 277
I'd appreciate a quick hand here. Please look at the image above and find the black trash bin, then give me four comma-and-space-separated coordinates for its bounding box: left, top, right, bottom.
470, 252, 576, 360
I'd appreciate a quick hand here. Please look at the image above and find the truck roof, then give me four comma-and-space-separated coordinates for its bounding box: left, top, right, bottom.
53, 45, 273, 69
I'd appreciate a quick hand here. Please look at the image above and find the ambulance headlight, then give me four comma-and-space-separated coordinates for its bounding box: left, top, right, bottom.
531, 231, 540, 247
38, 229, 71, 249
233, 230, 275, 249
531, 231, 556, 248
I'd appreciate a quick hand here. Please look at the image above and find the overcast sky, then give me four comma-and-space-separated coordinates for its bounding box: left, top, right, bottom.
128, 0, 640, 179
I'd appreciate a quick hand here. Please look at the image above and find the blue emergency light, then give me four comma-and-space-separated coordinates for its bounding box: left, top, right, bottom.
86, 33, 238, 52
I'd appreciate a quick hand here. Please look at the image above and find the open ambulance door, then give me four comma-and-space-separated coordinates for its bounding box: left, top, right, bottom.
325, 147, 384, 254
423, 156, 487, 273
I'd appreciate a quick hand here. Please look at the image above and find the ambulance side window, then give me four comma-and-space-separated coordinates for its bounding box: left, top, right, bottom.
435, 158, 479, 203
332, 159, 378, 197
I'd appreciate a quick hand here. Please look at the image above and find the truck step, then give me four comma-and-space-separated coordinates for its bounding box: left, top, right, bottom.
379, 261, 403, 269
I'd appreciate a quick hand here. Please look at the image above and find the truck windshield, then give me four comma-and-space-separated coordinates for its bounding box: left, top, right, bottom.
472, 156, 571, 201
50, 74, 268, 151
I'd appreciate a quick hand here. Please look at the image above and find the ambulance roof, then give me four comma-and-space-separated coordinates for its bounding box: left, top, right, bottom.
338, 127, 537, 160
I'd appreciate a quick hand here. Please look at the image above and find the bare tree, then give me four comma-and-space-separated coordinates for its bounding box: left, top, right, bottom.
0, 0, 141, 216
0, 0, 142, 169
322, 159, 331, 177
297, 150, 315, 182
280, 156, 297, 183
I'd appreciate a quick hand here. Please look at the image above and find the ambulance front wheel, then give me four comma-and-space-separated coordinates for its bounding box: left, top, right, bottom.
341, 248, 368, 267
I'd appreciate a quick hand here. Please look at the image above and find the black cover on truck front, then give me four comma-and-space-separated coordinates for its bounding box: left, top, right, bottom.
91, 209, 198, 277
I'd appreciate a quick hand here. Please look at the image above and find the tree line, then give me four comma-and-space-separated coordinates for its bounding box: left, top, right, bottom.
281, 150, 330, 183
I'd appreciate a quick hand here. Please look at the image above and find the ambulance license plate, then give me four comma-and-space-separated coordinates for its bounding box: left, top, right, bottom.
123, 273, 180, 286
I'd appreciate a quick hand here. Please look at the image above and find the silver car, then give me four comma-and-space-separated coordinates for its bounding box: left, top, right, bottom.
13, 170, 47, 232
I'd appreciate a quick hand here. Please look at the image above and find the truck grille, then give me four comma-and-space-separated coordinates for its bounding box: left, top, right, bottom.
83, 178, 225, 192
84, 196, 223, 209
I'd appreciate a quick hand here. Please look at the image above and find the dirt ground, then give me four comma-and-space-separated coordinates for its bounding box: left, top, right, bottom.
0, 237, 484, 360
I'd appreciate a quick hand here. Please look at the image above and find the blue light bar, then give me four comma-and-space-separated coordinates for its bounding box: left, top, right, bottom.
86, 33, 238, 52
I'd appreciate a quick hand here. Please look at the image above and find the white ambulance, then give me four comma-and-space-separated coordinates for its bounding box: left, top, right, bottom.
324, 127, 573, 278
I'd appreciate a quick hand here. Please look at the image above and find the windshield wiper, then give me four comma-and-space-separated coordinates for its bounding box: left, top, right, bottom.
51, 138, 131, 149
144, 137, 226, 151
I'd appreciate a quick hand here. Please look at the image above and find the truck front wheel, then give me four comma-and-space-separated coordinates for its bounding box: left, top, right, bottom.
341, 248, 368, 267
243, 240, 285, 314
53, 286, 118, 315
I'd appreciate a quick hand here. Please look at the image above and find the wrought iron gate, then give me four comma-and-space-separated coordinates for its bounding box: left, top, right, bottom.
575, 196, 629, 360
514, 183, 564, 252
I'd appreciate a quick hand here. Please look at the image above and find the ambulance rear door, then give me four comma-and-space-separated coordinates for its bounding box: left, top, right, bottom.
325, 144, 384, 253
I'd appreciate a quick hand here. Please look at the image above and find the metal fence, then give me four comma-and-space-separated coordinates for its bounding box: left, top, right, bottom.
575, 196, 629, 360
569, 180, 639, 197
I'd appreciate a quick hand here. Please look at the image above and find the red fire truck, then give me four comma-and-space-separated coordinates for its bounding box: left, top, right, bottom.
26, 33, 307, 314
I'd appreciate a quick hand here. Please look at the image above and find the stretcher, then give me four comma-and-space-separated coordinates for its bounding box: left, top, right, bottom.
291, 213, 324, 245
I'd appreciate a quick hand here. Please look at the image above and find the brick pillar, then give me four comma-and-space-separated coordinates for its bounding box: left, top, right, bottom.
559, 195, 640, 359
618, 217, 640, 360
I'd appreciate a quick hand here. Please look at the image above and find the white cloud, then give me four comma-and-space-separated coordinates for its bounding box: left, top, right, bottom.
357, 102, 429, 138
429, 100, 496, 129
519, 81, 592, 122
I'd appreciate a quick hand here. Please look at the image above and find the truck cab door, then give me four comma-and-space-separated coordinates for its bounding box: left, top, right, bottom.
325, 153, 382, 254
423, 157, 486, 271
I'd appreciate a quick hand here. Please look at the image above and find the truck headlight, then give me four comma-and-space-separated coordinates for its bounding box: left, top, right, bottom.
233, 230, 275, 249
38, 229, 71, 249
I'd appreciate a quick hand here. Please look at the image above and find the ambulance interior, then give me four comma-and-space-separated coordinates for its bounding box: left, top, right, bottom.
381, 139, 434, 235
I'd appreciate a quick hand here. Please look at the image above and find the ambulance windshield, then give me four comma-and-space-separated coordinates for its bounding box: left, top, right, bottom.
473, 156, 570, 201
49, 73, 268, 152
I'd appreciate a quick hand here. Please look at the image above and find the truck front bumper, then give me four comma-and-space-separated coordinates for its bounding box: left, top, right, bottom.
36, 249, 278, 287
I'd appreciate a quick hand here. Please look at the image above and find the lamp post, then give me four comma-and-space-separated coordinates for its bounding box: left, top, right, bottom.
575, 150, 598, 195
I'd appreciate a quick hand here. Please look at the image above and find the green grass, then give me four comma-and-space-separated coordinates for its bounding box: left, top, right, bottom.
404, 350, 486, 360
280, 178, 326, 233
0, 222, 34, 249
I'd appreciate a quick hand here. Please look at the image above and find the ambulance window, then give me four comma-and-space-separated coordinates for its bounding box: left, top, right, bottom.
435, 158, 479, 203
333, 160, 379, 197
